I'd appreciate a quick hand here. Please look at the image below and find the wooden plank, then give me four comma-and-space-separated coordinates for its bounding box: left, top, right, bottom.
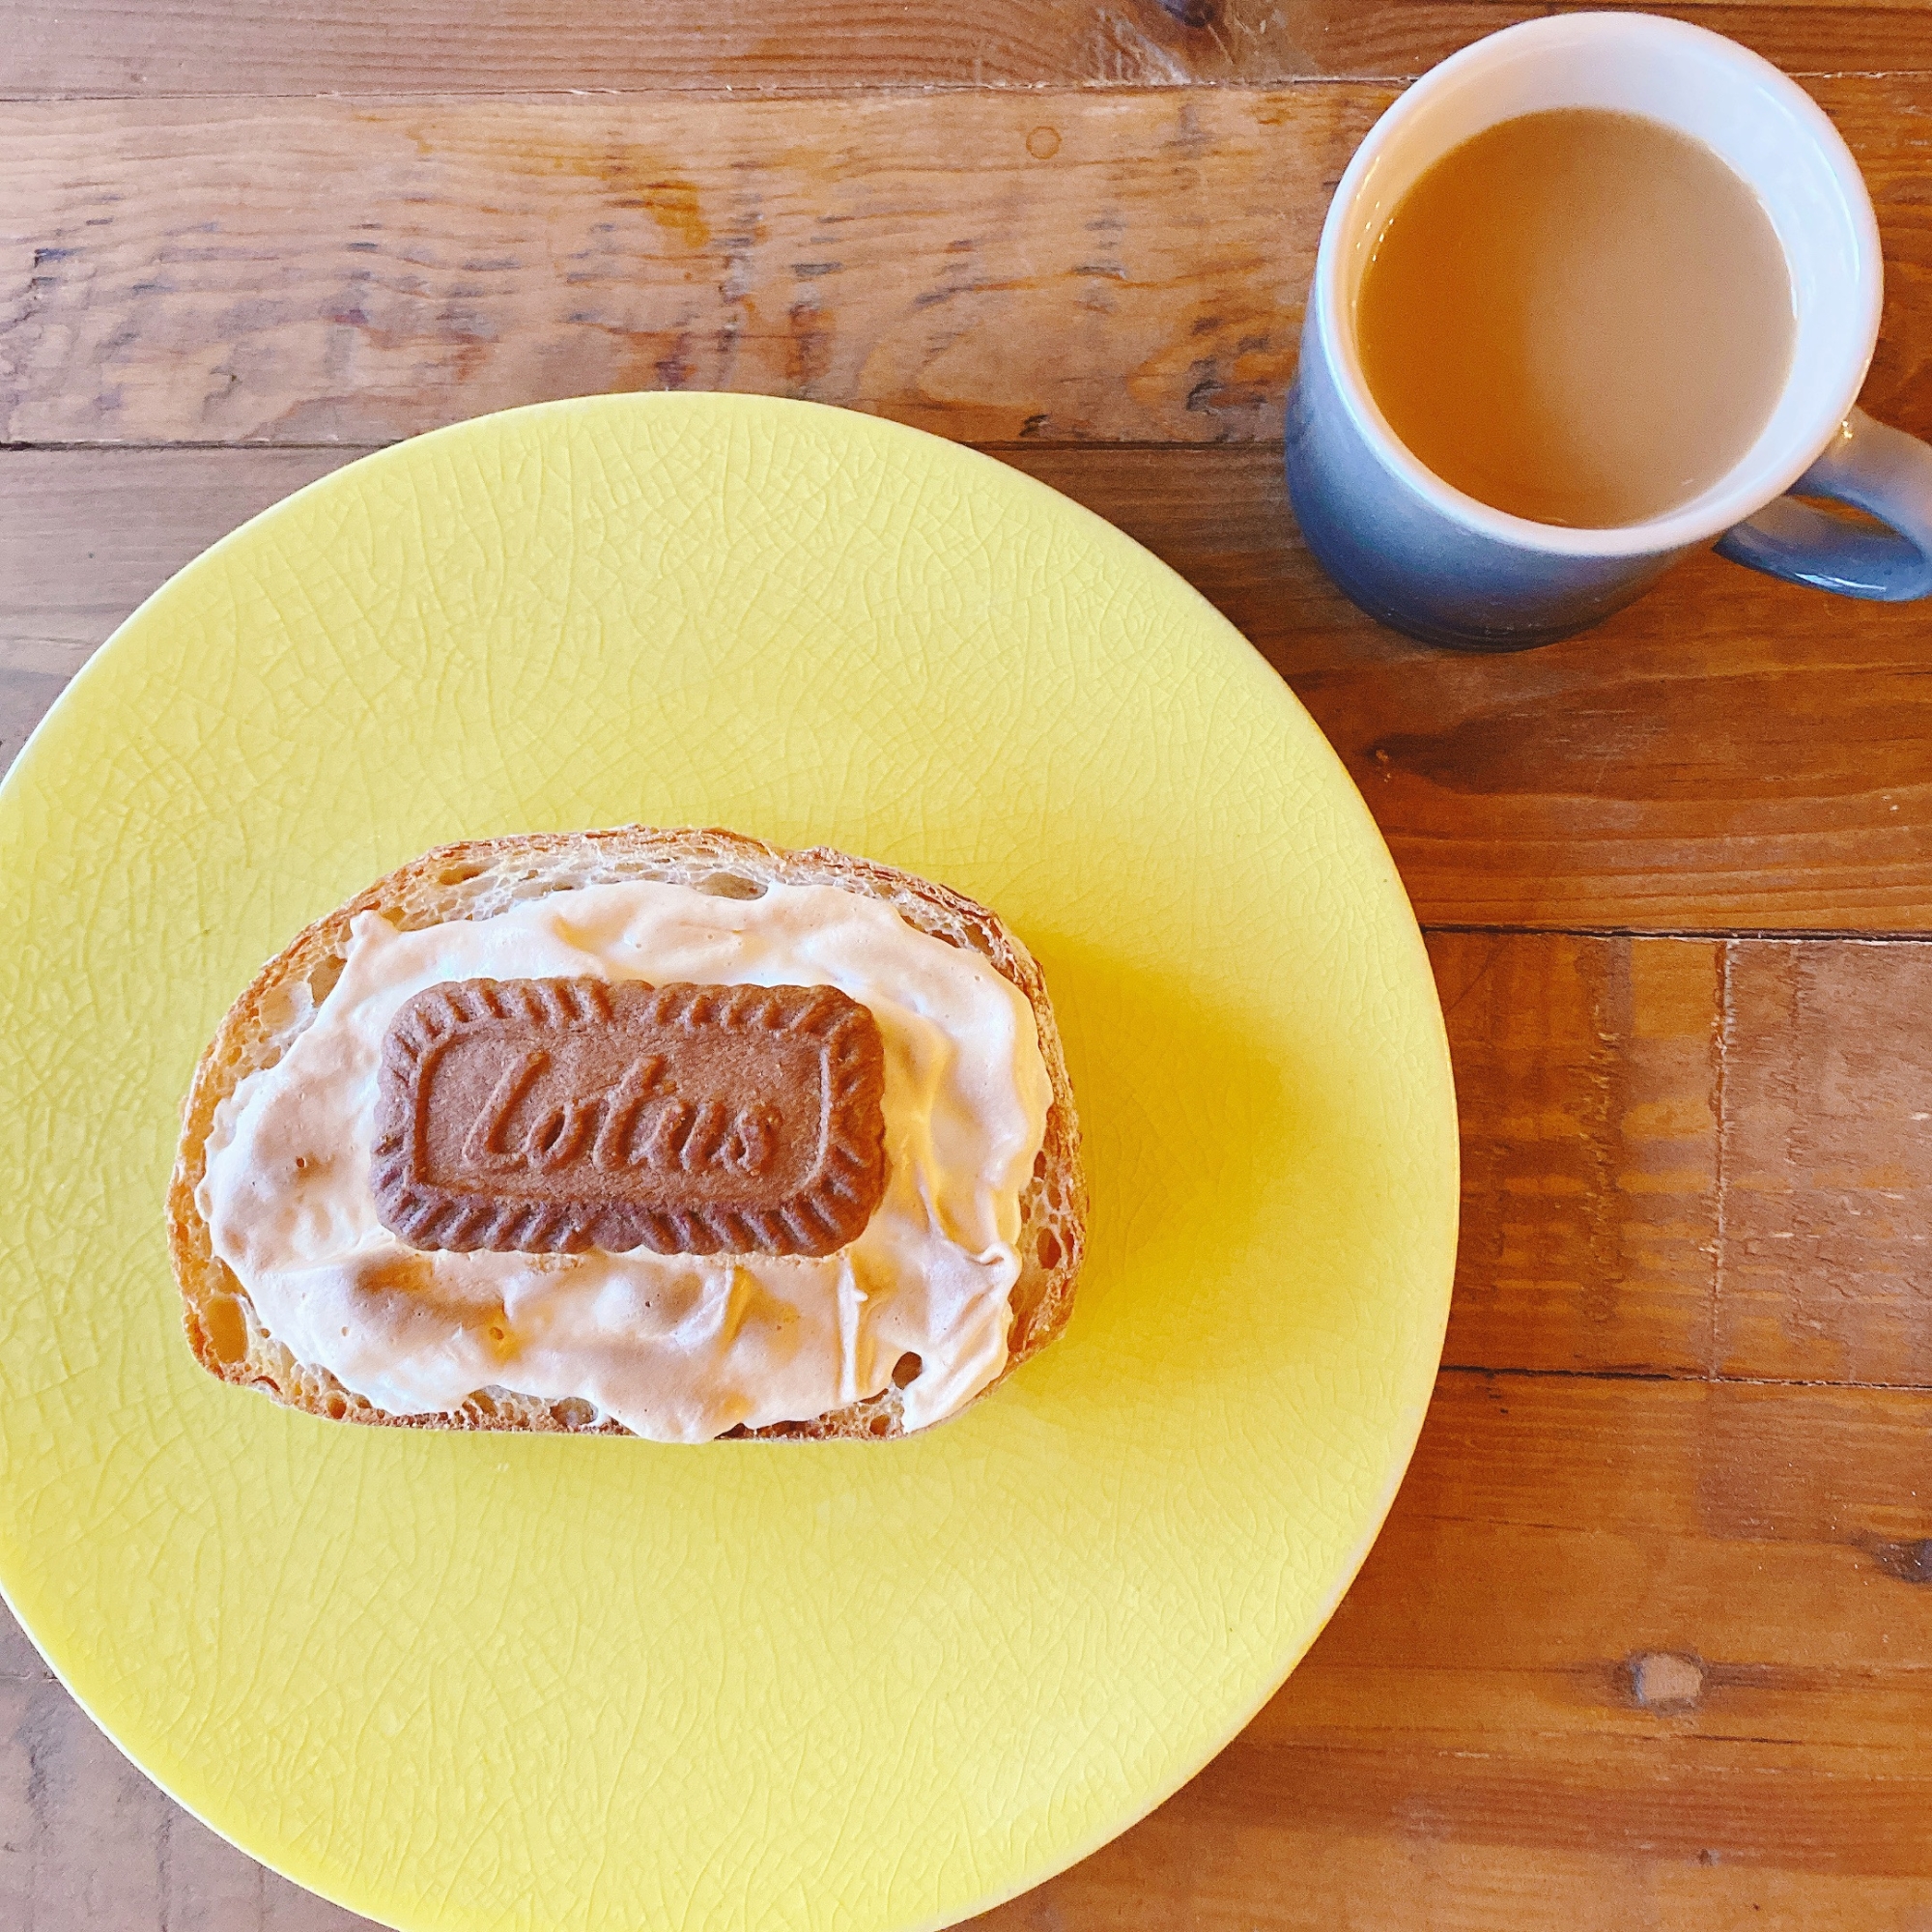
11, 446, 1932, 929
1437, 935, 1932, 1385
1434, 933, 1720, 1378
3, 0, 1926, 97
0, 0, 1468, 94
968, 1372, 1932, 1926
0, 87, 1374, 447
1717, 940, 1932, 1387
974, 1834, 1932, 1932
5, 78, 1928, 449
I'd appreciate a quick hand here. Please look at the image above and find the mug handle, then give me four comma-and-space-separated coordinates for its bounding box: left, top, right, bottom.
1715, 408, 1932, 600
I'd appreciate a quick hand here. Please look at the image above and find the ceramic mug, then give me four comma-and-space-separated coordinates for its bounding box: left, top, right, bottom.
1284, 13, 1932, 651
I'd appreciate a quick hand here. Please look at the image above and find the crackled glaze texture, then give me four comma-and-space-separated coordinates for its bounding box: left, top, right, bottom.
0, 395, 1456, 1932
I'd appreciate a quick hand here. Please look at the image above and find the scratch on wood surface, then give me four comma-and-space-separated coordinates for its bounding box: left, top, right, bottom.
8, 81, 1929, 451
1085, 10, 1194, 85
1578, 937, 1631, 1332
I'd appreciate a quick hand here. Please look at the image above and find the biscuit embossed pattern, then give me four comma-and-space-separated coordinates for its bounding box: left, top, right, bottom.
0, 394, 1457, 1932
374, 977, 889, 1257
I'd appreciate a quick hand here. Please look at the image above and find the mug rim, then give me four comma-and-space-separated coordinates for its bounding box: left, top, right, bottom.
1312, 12, 1885, 558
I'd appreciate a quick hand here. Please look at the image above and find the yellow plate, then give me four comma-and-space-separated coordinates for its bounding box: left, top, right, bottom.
0, 395, 1456, 1931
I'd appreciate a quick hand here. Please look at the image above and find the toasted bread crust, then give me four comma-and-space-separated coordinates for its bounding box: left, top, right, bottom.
167, 827, 1086, 1440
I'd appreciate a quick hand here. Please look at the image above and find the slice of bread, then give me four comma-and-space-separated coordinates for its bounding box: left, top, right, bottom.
167, 827, 1086, 1440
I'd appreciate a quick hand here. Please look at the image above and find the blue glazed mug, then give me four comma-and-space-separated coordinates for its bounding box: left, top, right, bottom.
1285, 13, 1932, 651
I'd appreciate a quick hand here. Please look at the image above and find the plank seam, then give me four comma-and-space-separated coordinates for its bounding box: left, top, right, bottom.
0, 71, 1923, 102
0, 441, 391, 454
0, 78, 1391, 105
1425, 926, 1932, 945
0, 439, 1240, 456
1439, 1363, 1932, 1394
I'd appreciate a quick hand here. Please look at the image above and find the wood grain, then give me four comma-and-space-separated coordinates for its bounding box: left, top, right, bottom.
12, 444, 1932, 930
1439, 933, 1932, 1385
1442, 932, 1932, 1385
3, 0, 1470, 94
1435, 933, 1722, 1377
1716, 942, 1932, 1386
6, 79, 1928, 449
4, 0, 1927, 97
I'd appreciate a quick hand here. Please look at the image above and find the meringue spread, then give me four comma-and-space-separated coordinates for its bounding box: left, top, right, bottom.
197, 879, 1052, 1441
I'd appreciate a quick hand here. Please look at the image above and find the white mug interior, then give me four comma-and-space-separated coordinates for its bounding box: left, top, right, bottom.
1318, 12, 1883, 556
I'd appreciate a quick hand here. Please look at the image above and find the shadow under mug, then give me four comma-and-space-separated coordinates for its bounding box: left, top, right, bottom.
1285, 12, 1932, 652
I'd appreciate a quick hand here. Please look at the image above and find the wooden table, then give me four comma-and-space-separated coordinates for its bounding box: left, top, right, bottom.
6, 3, 1931, 1926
